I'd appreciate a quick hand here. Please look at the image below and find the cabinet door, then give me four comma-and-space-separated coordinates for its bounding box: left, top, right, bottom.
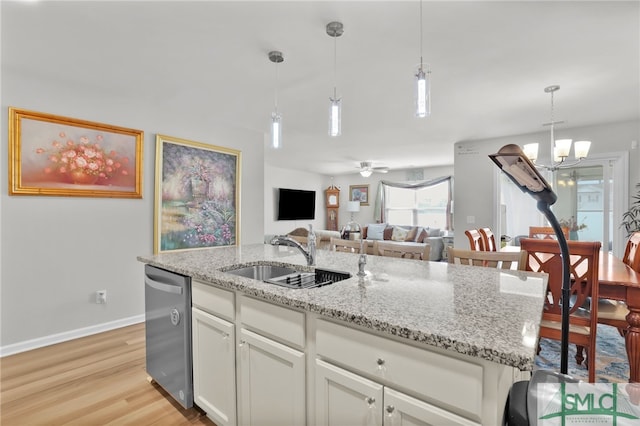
316, 359, 383, 426
383, 387, 479, 426
192, 308, 236, 426
237, 328, 305, 426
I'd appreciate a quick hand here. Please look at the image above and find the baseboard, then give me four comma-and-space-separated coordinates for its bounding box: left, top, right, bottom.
0, 314, 145, 357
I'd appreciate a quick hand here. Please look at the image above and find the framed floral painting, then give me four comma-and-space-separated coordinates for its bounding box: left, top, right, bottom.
349, 184, 370, 206
154, 134, 241, 253
8, 107, 143, 198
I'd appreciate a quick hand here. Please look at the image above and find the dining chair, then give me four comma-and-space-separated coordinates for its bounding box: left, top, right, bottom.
372, 241, 430, 261
448, 248, 526, 270
330, 237, 363, 254
478, 228, 497, 252
520, 238, 601, 382
528, 226, 570, 240
464, 229, 484, 251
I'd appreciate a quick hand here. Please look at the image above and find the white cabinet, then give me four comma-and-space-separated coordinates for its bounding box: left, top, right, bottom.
237, 295, 306, 425
237, 328, 306, 426
315, 360, 478, 426
192, 307, 236, 426
191, 281, 236, 426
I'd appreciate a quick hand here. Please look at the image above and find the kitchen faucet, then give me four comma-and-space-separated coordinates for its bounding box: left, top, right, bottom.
270, 224, 316, 266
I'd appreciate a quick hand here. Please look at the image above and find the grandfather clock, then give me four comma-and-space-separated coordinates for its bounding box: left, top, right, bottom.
325, 185, 340, 231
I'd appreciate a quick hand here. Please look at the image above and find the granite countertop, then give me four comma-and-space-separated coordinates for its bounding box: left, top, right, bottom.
138, 243, 547, 371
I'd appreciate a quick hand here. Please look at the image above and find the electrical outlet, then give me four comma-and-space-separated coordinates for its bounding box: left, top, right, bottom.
96, 290, 107, 304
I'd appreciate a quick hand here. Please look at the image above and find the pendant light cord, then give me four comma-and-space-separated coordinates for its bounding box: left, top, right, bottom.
419, 0, 424, 69
549, 89, 555, 152
274, 60, 279, 113
333, 33, 338, 99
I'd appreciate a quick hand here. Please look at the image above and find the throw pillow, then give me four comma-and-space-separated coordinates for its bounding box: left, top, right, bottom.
391, 226, 409, 241
405, 226, 419, 242
383, 225, 394, 240
362, 226, 368, 239
367, 223, 386, 240
416, 228, 429, 243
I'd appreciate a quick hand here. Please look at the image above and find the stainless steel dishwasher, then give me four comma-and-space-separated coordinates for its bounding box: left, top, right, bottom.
144, 264, 193, 409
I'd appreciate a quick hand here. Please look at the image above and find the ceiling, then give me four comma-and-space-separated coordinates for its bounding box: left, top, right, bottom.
2, 1, 639, 176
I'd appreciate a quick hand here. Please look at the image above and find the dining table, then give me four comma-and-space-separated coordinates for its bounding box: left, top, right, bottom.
504, 245, 640, 382
598, 252, 640, 382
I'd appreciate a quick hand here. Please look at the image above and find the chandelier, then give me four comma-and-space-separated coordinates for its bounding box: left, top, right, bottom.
523, 85, 591, 171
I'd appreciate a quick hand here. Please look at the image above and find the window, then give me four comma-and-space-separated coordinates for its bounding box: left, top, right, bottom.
380, 177, 452, 229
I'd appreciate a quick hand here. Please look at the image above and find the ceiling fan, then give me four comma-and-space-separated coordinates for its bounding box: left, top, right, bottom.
357, 161, 389, 177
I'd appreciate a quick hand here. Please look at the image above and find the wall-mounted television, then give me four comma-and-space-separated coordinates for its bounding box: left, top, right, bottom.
277, 188, 316, 221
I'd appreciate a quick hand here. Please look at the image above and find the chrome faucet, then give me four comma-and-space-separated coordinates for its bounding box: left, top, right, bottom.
356, 224, 367, 277
270, 224, 316, 266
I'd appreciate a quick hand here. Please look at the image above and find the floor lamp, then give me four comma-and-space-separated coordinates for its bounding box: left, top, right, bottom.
489, 143, 571, 374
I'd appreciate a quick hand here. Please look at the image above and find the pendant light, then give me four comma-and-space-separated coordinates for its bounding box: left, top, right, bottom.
326, 21, 343, 137
415, 0, 431, 118
523, 85, 591, 171
269, 51, 284, 149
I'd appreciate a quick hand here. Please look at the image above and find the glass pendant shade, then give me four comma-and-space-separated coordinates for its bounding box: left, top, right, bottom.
360, 169, 372, 178
415, 67, 430, 118
271, 112, 282, 149
574, 140, 591, 159
554, 139, 572, 159
329, 97, 342, 137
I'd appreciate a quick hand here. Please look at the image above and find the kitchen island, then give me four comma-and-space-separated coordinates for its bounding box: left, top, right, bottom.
139, 243, 547, 426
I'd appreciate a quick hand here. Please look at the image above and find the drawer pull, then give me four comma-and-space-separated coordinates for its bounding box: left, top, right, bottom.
376, 358, 385, 366
222, 332, 229, 340
365, 397, 376, 408
238, 340, 246, 347
385, 405, 395, 415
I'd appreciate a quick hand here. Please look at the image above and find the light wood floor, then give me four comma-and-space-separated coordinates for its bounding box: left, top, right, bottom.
0, 323, 216, 425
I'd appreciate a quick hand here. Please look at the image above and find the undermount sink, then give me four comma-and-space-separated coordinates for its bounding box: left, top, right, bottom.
222, 264, 351, 289
223, 265, 298, 281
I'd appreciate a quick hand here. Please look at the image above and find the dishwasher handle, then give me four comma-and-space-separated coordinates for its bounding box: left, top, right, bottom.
145, 276, 184, 295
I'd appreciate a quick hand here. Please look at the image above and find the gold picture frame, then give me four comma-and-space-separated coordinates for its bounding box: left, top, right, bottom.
154, 134, 241, 253
349, 184, 370, 206
8, 107, 144, 198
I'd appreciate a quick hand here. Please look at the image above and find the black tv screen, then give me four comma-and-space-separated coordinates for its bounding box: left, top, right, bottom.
277, 188, 316, 220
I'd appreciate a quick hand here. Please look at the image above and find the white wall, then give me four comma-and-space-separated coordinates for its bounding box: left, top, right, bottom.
453, 120, 640, 251
0, 73, 265, 352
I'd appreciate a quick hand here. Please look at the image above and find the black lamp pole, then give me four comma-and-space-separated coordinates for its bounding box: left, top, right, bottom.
489, 144, 571, 375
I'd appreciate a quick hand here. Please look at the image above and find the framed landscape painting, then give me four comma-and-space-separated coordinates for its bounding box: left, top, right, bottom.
154, 134, 241, 253
349, 184, 370, 206
8, 107, 143, 198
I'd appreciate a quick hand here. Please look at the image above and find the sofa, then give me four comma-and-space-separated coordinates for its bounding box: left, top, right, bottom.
285, 227, 342, 250
284, 224, 445, 261
359, 224, 445, 261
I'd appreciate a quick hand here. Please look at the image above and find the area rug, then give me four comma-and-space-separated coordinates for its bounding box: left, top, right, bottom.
534, 324, 629, 383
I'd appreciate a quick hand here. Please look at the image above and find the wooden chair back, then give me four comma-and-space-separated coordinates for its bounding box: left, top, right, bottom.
330, 237, 363, 254
528, 226, 569, 240
478, 228, 497, 252
372, 241, 430, 261
464, 229, 484, 251
623, 232, 640, 272
448, 248, 526, 270
520, 238, 601, 382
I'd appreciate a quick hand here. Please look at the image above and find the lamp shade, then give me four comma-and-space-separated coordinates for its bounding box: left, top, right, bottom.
347, 201, 360, 213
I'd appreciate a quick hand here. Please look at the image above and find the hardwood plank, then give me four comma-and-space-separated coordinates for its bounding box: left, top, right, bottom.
0, 323, 215, 426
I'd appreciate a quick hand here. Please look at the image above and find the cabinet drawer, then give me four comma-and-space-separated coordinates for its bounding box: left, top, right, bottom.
316, 319, 483, 420
239, 295, 305, 349
192, 280, 235, 321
